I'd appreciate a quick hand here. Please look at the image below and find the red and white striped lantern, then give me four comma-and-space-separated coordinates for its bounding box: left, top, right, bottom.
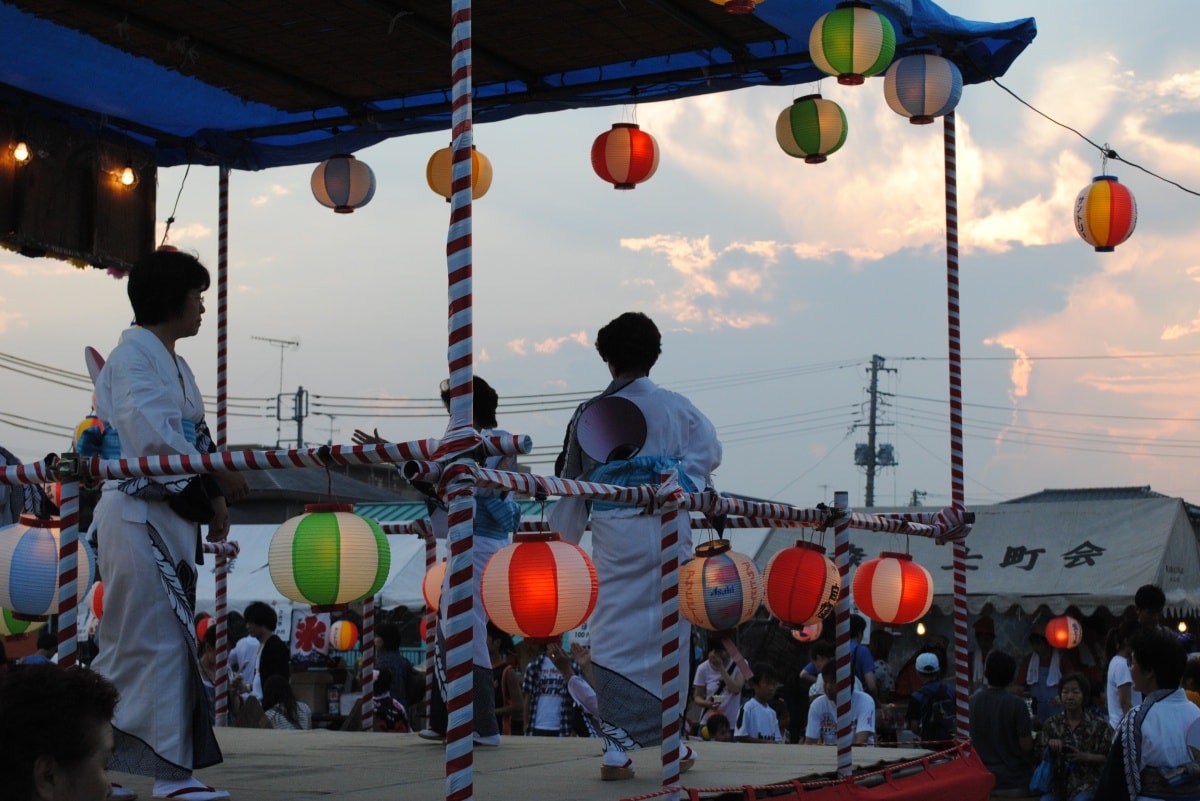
591, 123, 659, 190
851, 552, 933, 625
480, 531, 598, 640
1044, 615, 1083, 649
422, 559, 446, 612
679, 539, 762, 633
763, 541, 840, 627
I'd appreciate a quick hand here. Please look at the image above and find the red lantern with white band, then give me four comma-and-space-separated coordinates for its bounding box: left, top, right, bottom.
481, 531, 598, 640
851, 551, 933, 625
763, 541, 840, 627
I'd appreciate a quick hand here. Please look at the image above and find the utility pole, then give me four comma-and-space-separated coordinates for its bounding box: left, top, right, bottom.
909, 489, 928, 507
252, 336, 299, 447
854, 355, 898, 507
285, 386, 310, 448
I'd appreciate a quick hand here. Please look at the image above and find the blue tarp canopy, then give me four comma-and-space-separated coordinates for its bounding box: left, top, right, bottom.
0, 0, 1035, 170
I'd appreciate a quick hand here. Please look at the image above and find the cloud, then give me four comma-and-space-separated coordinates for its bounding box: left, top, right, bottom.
507, 338, 527, 356
0, 310, 26, 334
156, 221, 212, 245
512, 331, 589, 356
251, 185, 290, 206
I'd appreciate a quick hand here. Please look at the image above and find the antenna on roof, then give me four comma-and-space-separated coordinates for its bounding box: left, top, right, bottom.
252, 336, 300, 447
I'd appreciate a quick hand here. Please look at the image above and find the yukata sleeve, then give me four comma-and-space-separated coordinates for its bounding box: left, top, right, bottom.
106, 347, 198, 457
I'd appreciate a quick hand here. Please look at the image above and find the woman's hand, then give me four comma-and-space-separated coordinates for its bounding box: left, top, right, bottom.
1047, 737, 1062, 753
214, 471, 249, 504
351, 428, 386, 446
207, 497, 231, 542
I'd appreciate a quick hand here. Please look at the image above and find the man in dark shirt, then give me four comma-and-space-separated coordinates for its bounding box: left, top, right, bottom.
970, 651, 1033, 796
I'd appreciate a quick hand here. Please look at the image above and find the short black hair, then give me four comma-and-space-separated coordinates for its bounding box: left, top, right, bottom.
706, 713, 731, 734
0, 664, 119, 801
377, 622, 402, 651
809, 639, 834, 660
127, 248, 210, 325
244, 601, 278, 630
849, 614, 867, 638
1057, 671, 1090, 700
1134, 584, 1166, 615
1131, 628, 1187, 690
595, 312, 661, 375
984, 651, 1017, 688
750, 662, 779, 685
440, 376, 499, 429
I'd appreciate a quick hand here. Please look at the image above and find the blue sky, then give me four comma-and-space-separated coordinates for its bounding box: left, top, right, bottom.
3, 0, 1199, 510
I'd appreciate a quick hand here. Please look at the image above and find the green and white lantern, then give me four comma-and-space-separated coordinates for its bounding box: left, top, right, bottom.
776, 95, 848, 164
269, 504, 390, 612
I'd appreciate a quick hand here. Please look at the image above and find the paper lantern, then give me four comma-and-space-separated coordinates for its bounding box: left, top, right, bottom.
310, 154, 376, 213
1044, 615, 1083, 649
709, 0, 762, 13
776, 95, 848, 164
269, 504, 390, 612
1074, 175, 1136, 252
852, 552, 933, 625
330, 619, 359, 651
679, 539, 762, 632
196, 614, 210, 641
426, 144, 493, 201
0, 515, 95, 621
423, 559, 447, 612
791, 622, 823, 642
763, 541, 840, 626
481, 531, 598, 640
591, 123, 659, 190
809, 3, 896, 86
73, 415, 104, 447
0, 606, 45, 636
90, 580, 103, 619
883, 53, 962, 124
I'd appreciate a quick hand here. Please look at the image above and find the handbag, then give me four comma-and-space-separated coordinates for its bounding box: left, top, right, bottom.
167, 475, 219, 524
1030, 753, 1054, 794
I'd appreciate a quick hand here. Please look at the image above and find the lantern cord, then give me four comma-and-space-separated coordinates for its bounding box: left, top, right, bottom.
987, 76, 1200, 197
159, 157, 193, 248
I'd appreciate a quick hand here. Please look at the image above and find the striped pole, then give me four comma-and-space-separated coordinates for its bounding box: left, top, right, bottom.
657, 473, 686, 796
831, 491, 853, 778
55, 478, 80, 668
419, 518, 437, 729
944, 112, 971, 741
214, 163, 232, 726
360, 595, 376, 731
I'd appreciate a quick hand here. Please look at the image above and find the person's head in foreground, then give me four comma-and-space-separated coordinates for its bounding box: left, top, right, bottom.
0, 663, 119, 801
1129, 628, 1187, 695
595, 311, 661, 378
984, 650, 1017, 689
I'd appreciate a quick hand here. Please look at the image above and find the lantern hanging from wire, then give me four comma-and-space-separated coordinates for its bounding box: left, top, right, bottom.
883, 53, 962, 124
310, 154, 376, 213
1074, 175, 1136, 252
423, 559, 447, 612
709, 0, 763, 13
851, 552, 933, 625
591, 123, 659, 190
268, 504, 390, 612
809, 2, 897, 86
763, 541, 840, 627
679, 539, 762, 633
0, 606, 45, 636
776, 95, 848, 164
1044, 615, 1083, 649
330, 619, 360, 651
481, 531, 598, 640
0, 514, 95, 621
426, 144, 493, 202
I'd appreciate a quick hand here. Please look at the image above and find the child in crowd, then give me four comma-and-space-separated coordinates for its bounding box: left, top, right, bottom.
805, 661, 876, 745
735, 664, 783, 743
704, 713, 733, 742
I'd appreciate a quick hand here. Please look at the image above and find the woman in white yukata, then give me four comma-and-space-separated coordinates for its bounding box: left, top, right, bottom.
556, 311, 722, 780
90, 248, 247, 801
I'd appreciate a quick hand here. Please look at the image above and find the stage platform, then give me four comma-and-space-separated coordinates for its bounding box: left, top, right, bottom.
109, 729, 939, 801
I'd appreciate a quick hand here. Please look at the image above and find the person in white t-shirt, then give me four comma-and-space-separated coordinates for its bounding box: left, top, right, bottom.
805, 661, 876, 745
734, 664, 782, 743
1106, 619, 1143, 732
692, 641, 744, 728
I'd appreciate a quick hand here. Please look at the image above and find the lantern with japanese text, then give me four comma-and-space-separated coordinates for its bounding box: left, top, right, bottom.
330, 619, 360, 651
809, 2, 896, 86
852, 552, 933, 625
1074, 175, 1136, 252
423, 559, 447, 612
481, 532, 598, 640
1044, 615, 1083, 649
883, 53, 962, 124
591, 123, 659, 190
0, 606, 44, 636
269, 504, 390, 612
679, 539, 762, 633
426, 144, 493, 201
763, 541, 840, 626
776, 95, 847, 164
0, 515, 95, 620
311, 154, 376, 213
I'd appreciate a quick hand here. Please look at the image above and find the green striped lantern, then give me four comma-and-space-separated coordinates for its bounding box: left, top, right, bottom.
776, 95, 847, 164
0, 606, 45, 636
809, 2, 896, 86
269, 504, 390, 612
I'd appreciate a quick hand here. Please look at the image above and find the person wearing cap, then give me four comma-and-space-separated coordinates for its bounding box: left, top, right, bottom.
970, 616, 996, 693
906, 652, 954, 749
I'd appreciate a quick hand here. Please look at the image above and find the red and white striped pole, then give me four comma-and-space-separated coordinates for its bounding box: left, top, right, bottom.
213, 163, 232, 726
657, 473, 684, 794
55, 478, 80, 668
419, 518, 437, 729
360, 595, 376, 731
831, 491, 854, 778
944, 112, 971, 742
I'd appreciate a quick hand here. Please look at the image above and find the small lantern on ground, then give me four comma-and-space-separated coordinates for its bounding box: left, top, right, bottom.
268, 504, 390, 612
679, 539, 762, 633
763, 541, 841, 627
851, 552, 933, 625
481, 532, 598, 640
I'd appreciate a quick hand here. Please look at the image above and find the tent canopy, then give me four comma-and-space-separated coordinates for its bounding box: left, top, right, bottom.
0, 0, 1035, 170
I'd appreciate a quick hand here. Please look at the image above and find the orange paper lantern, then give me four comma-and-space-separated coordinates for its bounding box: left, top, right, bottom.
763, 541, 840, 627
480, 531, 598, 640
591, 123, 659, 190
852, 552, 933, 625
422, 560, 447, 612
1044, 615, 1083, 649
330, 619, 359, 651
196, 615, 211, 641
679, 539, 762, 633
426, 144, 493, 201
1074, 175, 1136, 252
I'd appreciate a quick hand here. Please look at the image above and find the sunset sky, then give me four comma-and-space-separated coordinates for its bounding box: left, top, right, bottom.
2, 0, 1199, 512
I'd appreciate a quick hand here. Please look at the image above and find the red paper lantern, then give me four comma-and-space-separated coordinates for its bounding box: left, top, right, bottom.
852, 552, 933, 625
1074, 175, 1136, 252
196, 615, 211, 641
763, 541, 840, 627
679, 539, 762, 633
591, 123, 659, 190
1044, 615, 1083, 649
90, 580, 104, 619
422, 559, 447, 612
330, 619, 359, 651
480, 531, 598, 640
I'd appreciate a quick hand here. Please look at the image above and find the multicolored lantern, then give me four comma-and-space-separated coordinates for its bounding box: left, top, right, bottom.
591, 123, 659, 190
851, 552, 933, 625
426, 144, 493, 201
790, 622, 823, 642
310, 154, 376, 213
679, 539, 762, 632
1074, 175, 1137, 252
422, 559, 447, 612
883, 53, 962, 124
268, 504, 390, 612
73, 415, 104, 450
330, 619, 360, 651
0, 606, 45, 636
809, 2, 897, 86
481, 531, 598, 640
709, 0, 762, 13
1044, 615, 1083, 649
0, 515, 95, 620
763, 541, 841, 627
776, 95, 848, 164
